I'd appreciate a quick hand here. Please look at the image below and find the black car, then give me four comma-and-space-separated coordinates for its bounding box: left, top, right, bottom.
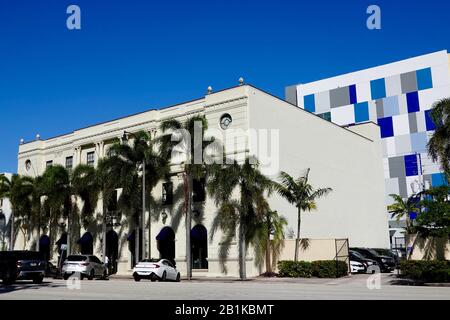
350, 248, 396, 272
349, 250, 379, 273
0, 251, 46, 285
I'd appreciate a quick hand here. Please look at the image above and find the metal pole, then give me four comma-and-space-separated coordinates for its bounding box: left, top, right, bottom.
185, 174, 192, 280
142, 159, 146, 259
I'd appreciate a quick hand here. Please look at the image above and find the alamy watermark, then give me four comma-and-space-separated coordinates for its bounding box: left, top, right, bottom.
367, 5, 381, 30
66, 5, 81, 30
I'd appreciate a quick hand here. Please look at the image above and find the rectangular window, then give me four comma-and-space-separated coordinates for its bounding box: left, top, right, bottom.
87, 152, 95, 166
193, 178, 206, 203
65, 156, 73, 170
46, 160, 53, 168
162, 182, 173, 205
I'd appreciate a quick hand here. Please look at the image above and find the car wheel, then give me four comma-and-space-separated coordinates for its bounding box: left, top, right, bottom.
160, 271, 167, 282
33, 275, 44, 284
63, 273, 69, 280
176, 273, 180, 282
134, 275, 141, 282
102, 270, 108, 280
88, 270, 94, 280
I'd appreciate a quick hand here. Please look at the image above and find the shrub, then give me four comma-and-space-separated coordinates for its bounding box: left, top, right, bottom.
311, 260, 348, 278
277, 261, 312, 278
277, 260, 348, 278
399, 260, 450, 282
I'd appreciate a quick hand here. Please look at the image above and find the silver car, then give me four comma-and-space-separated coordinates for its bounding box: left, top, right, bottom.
62, 255, 107, 280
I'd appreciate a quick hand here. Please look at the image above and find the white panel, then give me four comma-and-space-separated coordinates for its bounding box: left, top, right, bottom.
395, 134, 412, 155
356, 82, 371, 102
398, 94, 408, 115
393, 114, 410, 136
296, 86, 305, 109
431, 64, 450, 88
314, 91, 331, 114
330, 105, 355, 125
418, 88, 435, 111
385, 136, 396, 157
385, 74, 402, 97
416, 111, 426, 132
383, 158, 390, 179
368, 100, 377, 120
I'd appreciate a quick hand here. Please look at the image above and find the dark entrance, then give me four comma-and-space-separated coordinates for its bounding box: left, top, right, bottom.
39, 235, 50, 261
191, 224, 208, 269
78, 232, 93, 254
106, 230, 119, 274
156, 227, 175, 265
127, 229, 142, 267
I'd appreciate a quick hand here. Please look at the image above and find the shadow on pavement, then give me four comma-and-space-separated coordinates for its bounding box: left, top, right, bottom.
0, 279, 65, 295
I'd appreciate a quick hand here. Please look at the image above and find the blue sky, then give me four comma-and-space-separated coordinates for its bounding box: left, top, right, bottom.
0, 0, 449, 173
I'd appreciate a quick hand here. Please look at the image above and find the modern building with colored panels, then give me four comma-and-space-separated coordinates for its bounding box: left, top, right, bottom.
286, 50, 450, 228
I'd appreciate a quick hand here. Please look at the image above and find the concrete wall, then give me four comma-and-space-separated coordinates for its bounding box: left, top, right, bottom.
248, 88, 390, 248
408, 234, 450, 260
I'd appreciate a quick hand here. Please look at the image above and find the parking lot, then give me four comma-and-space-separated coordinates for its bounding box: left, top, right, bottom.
1, 273, 449, 300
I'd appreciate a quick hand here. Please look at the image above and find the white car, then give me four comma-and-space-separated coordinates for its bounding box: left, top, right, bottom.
133, 258, 180, 282
62, 254, 108, 280
350, 260, 366, 273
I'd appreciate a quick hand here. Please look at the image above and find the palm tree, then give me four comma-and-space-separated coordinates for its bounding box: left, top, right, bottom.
0, 174, 34, 250
387, 194, 420, 234
254, 209, 288, 275
100, 130, 168, 266
273, 169, 332, 261
159, 115, 210, 280
427, 98, 450, 180
207, 157, 273, 280
40, 165, 71, 258
70, 164, 100, 255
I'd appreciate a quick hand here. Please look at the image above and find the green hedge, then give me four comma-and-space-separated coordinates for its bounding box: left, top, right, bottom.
399, 260, 450, 282
277, 261, 312, 278
277, 260, 348, 278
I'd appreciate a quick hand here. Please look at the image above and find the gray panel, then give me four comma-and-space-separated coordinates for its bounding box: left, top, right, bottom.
330, 86, 350, 108
408, 113, 418, 133
388, 156, 405, 178
285, 85, 298, 106
423, 174, 432, 189
400, 71, 418, 94
397, 176, 408, 198
376, 99, 384, 118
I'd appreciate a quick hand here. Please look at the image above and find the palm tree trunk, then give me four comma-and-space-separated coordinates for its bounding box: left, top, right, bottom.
9, 210, 14, 250
102, 195, 107, 264
294, 207, 301, 262
266, 237, 271, 274
135, 214, 140, 266
185, 174, 192, 280
239, 219, 246, 280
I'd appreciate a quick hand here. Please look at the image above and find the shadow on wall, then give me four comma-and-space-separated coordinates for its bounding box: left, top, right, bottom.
411, 235, 450, 260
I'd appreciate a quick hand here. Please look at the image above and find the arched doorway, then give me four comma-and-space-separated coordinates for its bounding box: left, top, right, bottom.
39, 235, 50, 261
77, 232, 93, 254
191, 224, 208, 269
105, 230, 119, 274
127, 229, 142, 267
156, 227, 175, 265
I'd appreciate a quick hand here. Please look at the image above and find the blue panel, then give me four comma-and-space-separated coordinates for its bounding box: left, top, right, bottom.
409, 212, 417, 220
404, 154, 418, 177
370, 78, 387, 100
349, 85, 357, 104
304, 94, 315, 113
425, 109, 436, 131
416, 68, 433, 90
431, 173, 447, 187
378, 117, 394, 138
354, 102, 369, 123
406, 92, 420, 113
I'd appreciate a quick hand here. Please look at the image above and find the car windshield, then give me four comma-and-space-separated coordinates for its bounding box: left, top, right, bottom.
66, 255, 87, 261
350, 251, 365, 259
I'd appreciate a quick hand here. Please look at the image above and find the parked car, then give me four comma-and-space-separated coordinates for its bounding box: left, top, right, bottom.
349, 250, 379, 273
372, 248, 401, 265
350, 248, 396, 272
133, 258, 180, 282
62, 254, 108, 280
0, 251, 46, 285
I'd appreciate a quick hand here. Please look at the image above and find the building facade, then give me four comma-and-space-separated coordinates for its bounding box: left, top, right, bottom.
16, 84, 389, 277
286, 50, 450, 230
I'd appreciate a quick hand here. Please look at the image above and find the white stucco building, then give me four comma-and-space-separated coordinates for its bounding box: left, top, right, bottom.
15, 84, 389, 277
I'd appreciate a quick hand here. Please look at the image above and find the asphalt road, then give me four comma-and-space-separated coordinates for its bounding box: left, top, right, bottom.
0, 273, 449, 300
